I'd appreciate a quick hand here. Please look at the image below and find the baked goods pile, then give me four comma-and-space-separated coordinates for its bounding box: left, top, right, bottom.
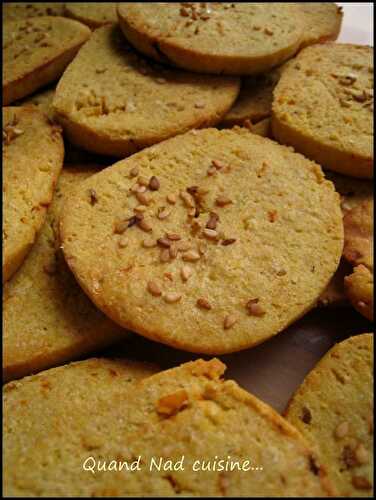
2, 3, 373, 497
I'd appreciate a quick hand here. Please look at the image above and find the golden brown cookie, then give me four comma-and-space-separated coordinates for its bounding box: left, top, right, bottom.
285, 334, 373, 497
343, 199, 374, 270
344, 265, 374, 321
3, 166, 127, 382
60, 128, 343, 355
3, 107, 64, 283
3, 16, 91, 104
64, 2, 118, 29
3, 2, 66, 22
53, 25, 240, 157
117, 3, 304, 75
16, 86, 56, 121
4, 358, 334, 496
272, 44, 373, 178
299, 3, 343, 48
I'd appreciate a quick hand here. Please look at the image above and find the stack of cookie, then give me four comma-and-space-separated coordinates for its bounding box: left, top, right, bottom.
3, 3, 373, 497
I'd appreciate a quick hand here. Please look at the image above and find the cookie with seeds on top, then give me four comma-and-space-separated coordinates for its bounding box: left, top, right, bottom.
3, 16, 91, 105
60, 127, 343, 354
3, 166, 127, 382
4, 358, 334, 496
272, 43, 374, 179
117, 3, 304, 75
3, 107, 64, 283
53, 25, 240, 157
64, 2, 118, 29
285, 334, 373, 497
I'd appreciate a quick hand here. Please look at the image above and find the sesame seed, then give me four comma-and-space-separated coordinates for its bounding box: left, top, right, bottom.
164, 292, 182, 304
221, 238, 236, 246
142, 238, 157, 248
138, 218, 153, 232
334, 421, 349, 439
246, 299, 266, 317
138, 175, 149, 187
166, 233, 181, 241
160, 248, 170, 262
212, 160, 225, 170
203, 228, 218, 239
169, 244, 178, 259
182, 250, 200, 262
136, 192, 151, 205
224, 314, 237, 329
197, 298, 211, 310
181, 265, 192, 282
129, 166, 139, 177
149, 176, 160, 191
157, 207, 171, 220
147, 280, 162, 296
180, 191, 195, 208
167, 194, 177, 204
216, 195, 232, 207
134, 205, 147, 213
355, 444, 369, 465
157, 237, 171, 248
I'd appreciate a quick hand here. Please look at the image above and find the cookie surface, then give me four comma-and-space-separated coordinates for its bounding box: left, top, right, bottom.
299, 3, 343, 48
16, 86, 56, 121
117, 3, 303, 75
4, 358, 333, 496
272, 43, 374, 178
3, 166, 127, 382
3, 16, 91, 104
3, 107, 64, 283
3, 2, 66, 22
285, 334, 373, 497
61, 128, 343, 354
53, 25, 240, 157
65, 2, 118, 28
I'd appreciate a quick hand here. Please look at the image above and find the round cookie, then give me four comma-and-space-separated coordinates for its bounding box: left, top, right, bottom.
285, 334, 373, 497
3, 3, 66, 22
3, 107, 64, 283
3, 166, 128, 382
299, 3, 343, 48
53, 25, 240, 157
272, 43, 374, 179
4, 358, 334, 497
3, 16, 91, 105
345, 265, 374, 321
117, 3, 304, 75
64, 2, 118, 29
60, 128, 344, 354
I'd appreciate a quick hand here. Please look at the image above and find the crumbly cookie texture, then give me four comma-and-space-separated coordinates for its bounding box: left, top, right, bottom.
60, 128, 343, 354
3, 16, 91, 104
4, 358, 334, 497
3, 2, 66, 22
3, 166, 127, 382
285, 334, 373, 497
2, 107, 64, 283
117, 3, 304, 75
64, 2, 118, 29
272, 44, 373, 178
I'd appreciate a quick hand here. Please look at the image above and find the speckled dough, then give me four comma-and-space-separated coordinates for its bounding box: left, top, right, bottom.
285, 334, 374, 497
3, 2, 66, 22
3, 166, 127, 382
60, 128, 343, 354
117, 3, 304, 75
53, 25, 240, 157
4, 358, 334, 497
16, 86, 56, 121
64, 2, 118, 29
272, 44, 374, 178
3, 16, 91, 105
3, 107, 64, 283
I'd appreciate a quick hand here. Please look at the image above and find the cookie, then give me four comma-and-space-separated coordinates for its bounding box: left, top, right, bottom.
53, 25, 240, 157
299, 3, 343, 48
3, 16, 91, 105
3, 166, 128, 382
16, 86, 56, 121
345, 265, 374, 321
3, 2, 66, 22
117, 3, 304, 75
60, 128, 343, 354
3, 107, 64, 283
64, 2, 118, 29
285, 334, 373, 496
325, 171, 374, 213
221, 70, 281, 128
343, 199, 374, 270
272, 43, 374, 178
4, 358, 334, 496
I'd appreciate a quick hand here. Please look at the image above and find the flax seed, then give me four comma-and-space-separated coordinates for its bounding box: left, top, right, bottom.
147, 280, 162, 296
138, 218, 153, 232
136, 191, 151, 205
149, 176, 160, 191
224, 314, 237, 329
166, 233, 181, 241
157, 237, 172, 248
180, 191, 195, 208
157, 207, 171, 220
